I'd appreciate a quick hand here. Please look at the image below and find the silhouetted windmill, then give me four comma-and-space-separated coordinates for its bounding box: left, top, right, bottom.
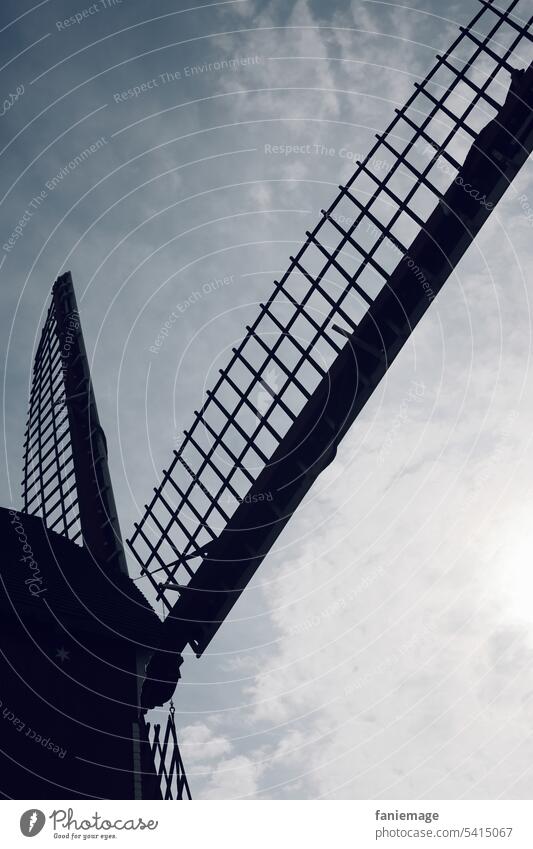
1, 0, 532, 799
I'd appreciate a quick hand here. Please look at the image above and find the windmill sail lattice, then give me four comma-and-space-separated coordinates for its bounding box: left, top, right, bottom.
4, 0, 533, 799
129, 0, 533, 677
22, 297, 82, 543
23, 273, 129, 574
143, 704, 192, 800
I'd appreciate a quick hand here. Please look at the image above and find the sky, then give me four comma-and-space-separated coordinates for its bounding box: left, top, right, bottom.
1, 0, 533, 799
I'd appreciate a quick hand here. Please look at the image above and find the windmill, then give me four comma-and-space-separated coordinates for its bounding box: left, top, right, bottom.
1, 0, 532, 800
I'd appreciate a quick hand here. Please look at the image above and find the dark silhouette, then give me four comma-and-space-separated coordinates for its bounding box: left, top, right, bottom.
1, 0, 532, 799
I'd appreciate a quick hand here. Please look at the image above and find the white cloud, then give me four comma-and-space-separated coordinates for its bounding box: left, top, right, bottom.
201, 754, 264, 799
179, 722, 233, 763
4, 0, 533, 801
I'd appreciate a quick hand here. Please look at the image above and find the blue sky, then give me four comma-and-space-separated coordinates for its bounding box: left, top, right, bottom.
2, 0, 533, 799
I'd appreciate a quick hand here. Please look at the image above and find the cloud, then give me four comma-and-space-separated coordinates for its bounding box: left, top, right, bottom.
179, 721, 233, 762
3, 0, 533, 801
201, 754, 264, 799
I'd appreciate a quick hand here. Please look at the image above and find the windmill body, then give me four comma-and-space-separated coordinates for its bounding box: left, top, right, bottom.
0, 507, 160, 799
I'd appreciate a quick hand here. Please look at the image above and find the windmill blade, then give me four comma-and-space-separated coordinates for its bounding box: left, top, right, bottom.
23, 272, 128, 576
126, 0, 533, 707
23, 281, 83, 543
